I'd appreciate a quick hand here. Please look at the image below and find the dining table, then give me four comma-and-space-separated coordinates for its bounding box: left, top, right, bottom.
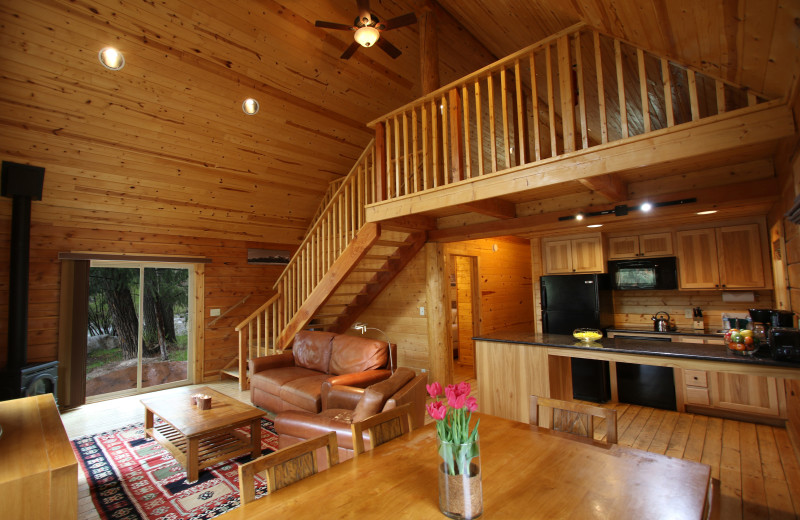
218, 412, 711, 519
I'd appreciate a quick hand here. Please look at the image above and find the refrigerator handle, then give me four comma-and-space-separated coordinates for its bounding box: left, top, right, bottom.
540, 283, 547, 309
542, 311, 548, 333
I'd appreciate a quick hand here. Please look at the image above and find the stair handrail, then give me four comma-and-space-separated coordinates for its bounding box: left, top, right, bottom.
273, 140, 376, 290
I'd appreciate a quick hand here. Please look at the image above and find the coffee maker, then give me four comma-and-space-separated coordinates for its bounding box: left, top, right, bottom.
750, 308, 800, 361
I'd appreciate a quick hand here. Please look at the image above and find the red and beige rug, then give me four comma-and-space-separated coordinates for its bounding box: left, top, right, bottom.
71, 418, 278, 520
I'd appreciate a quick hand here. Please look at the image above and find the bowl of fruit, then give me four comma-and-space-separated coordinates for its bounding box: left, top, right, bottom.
724, 328, 760, 356
573, 328, 603, 342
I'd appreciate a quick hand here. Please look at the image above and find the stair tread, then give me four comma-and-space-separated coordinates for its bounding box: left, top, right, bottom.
373, 240, 407, 247
352, 267, 391, 272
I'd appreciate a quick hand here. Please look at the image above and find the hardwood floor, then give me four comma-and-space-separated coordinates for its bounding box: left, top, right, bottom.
63, 373, 800, 520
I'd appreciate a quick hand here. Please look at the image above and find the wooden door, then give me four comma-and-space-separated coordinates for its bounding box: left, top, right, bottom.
543, 239, 573, 274
571, 236, 604, 273
716, 224, 765, 289
639, 232, 673, 257
676, 229, 719, 289
709, 373, 783, 416
454, 255, 479, 368
607, 236, 639, 259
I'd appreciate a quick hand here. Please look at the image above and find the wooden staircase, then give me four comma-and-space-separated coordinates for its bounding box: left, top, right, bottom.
228, 141, 427, 390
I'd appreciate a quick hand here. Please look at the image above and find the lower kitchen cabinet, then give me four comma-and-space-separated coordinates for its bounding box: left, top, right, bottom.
680, 368, 786, 419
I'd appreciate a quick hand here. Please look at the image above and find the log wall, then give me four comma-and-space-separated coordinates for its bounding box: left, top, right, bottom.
0, 218, 292, 381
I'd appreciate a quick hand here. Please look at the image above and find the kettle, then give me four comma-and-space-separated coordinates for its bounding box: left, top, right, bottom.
652, 311, 671, 332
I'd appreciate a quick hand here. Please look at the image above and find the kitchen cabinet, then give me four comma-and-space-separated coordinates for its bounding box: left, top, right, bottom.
542, 235, 604, 274
607, 233, 673, 259
676, 224, 766, 289
680, 369, 786, 418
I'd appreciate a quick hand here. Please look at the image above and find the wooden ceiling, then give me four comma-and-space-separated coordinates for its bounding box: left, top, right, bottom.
0, 0, 797, 245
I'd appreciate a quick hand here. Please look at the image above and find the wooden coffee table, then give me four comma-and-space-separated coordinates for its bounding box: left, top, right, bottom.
140, 386, 264, 482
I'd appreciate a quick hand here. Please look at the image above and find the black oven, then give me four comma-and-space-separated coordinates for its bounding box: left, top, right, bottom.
607, 257, 678, 290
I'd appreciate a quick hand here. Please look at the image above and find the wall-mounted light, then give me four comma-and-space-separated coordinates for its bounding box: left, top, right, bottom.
242, 98, 259, 115
575, 213, 584, 221
587, 224, 603, 228
696, 210, 717, 215
354, 26, 380, 47
640, 202, 653, 212
98, 47, 124, 71
352, 322, 394, 373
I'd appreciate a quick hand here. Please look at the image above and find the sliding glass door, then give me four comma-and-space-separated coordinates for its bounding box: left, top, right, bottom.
86, 262, 193, 401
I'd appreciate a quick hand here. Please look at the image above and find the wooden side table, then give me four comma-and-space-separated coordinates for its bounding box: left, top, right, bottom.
0, 394, 78, 520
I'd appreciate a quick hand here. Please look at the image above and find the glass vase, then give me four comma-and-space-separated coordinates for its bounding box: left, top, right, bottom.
437, 435, 482, 519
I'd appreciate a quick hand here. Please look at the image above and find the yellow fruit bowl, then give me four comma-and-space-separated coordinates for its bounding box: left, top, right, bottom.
573, 328, 603, 342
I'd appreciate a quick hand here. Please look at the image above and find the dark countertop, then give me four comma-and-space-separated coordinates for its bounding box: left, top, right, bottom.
607, 327, 725, 337
473, 330, 800, 369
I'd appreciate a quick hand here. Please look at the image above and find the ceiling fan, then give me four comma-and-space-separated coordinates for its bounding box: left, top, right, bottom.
315, 0, 417, 60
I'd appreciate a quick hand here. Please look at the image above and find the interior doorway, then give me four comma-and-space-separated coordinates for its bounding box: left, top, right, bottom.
86, 261, 194, 401
450, 255, 480, 376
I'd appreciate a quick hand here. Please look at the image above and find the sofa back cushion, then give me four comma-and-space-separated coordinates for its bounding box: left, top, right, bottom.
292, 331, 337, 373
329, 334, 388, 375
352, 367, 415, 423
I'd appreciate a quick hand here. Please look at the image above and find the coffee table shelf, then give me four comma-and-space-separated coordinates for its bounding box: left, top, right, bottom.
148, 422, 255, 474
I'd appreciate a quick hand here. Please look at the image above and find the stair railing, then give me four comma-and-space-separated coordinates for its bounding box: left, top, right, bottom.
367, 23, 774, 204
273, 140, 377, 333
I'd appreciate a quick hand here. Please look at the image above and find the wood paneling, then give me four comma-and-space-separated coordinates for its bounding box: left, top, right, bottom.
612, 290, 775, 331
0, 218, 291, 381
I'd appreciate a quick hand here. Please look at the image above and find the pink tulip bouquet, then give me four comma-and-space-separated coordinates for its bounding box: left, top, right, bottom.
426, 381, 480, 476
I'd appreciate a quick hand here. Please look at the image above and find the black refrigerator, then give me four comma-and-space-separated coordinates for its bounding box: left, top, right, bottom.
541, 273, 613, 402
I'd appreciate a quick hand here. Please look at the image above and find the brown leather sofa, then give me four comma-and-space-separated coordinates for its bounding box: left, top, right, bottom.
248, 330, 396, 414
273, 367, 428, 466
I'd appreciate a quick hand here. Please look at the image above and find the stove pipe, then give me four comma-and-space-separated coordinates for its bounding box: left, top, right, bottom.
2, 161, 45, 373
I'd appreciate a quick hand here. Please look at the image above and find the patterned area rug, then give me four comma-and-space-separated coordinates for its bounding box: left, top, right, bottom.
72, 418, 278, 520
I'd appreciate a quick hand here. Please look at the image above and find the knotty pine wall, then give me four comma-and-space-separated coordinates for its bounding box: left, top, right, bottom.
355, 236, 535, 374
612, 290, 775, 331
0, 219, 293, 381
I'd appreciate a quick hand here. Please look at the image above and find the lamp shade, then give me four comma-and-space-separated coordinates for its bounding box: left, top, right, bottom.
354, 26, 380, 47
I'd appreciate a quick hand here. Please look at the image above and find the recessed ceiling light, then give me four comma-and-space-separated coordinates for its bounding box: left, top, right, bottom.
98, 47, 124, 70
640, 202, 653, 212
242, 98, 259, 115
587, 224, 603, 228
696, 210, 717, 215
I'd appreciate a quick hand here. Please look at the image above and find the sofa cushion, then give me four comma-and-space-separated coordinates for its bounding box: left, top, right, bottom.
280, 373, 331, 412
329, 334, 388, 375
292, 330, 336, 373
352, 367, 416, 422
251, 366, 322, 397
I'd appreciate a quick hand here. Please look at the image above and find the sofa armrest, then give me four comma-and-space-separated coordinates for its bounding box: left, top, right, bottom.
320, 369, 391, 409
323, 385, 364, 410
249, 351, 295, 375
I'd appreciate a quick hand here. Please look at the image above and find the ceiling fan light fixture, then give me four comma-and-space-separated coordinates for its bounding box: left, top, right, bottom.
354, 26, 380, 47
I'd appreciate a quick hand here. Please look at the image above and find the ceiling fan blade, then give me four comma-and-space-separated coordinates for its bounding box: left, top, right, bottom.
382, 12, 417, 30
341, 41, 360, 60
376, 37, 402, 59
315, 20, 354, 31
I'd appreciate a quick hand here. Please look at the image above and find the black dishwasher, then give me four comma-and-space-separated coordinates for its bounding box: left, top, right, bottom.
616, 336, 677, 411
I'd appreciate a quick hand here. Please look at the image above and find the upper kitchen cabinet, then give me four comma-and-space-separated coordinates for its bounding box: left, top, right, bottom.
676, 223, 768, 290
543, 235, 604, 274
607, 233, 673, 260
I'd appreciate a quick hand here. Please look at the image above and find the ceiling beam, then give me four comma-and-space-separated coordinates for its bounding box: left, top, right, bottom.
578, 173, 628, 202
456, 198, 517, 219
427, 178, 778, 242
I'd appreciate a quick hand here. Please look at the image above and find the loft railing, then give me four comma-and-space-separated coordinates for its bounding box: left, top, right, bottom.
367, 23, 773, 202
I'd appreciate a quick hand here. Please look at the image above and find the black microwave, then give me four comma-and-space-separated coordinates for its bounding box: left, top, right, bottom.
607, 257, 678, 290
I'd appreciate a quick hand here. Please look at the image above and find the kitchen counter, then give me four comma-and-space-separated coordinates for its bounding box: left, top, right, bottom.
473, 331, 800, 370
606, 327, 724, 337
